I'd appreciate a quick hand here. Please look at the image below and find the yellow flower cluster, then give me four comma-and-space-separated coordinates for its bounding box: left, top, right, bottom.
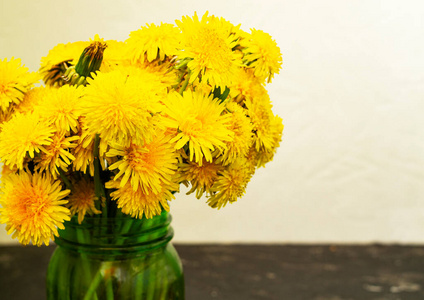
0, 58, 39, 124
0, 12, 284, 246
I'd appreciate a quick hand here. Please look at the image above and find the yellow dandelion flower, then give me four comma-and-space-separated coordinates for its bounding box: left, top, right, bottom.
106, 180, 176, 219
245, 146, 260, 173
241, 29, 282, 83
35, 133, 79, 177
0, 58, 39, 112
72, 117, 107, 175
66, 178, 101, 224
228, 67, 263, 104
163, 90, 233, 164
254, 115, 284, 167
0, 112, 55, 169
35, 85, 83, 133
126, 23, 181, 63
41, 41, 90, 69
179, 158, 223, 199
218, 102, 253, 164
107, 132, 178, 194
207, 157, 253, 209
100, 40, 131, 72
81, 70, 164, 147
176, 12, 241, 89
40, 41, 89, 86
0, 170, 70, 246
72, 140, 95, 176
128, 62, 179, 89
15, 87, 48, 115
245, 94, 283, 155
115, 64, 175, 94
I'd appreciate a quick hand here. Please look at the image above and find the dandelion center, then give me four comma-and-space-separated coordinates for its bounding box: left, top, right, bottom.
127, 146, 154, 173
194, 28, 232, 70
180, 117, 204, 137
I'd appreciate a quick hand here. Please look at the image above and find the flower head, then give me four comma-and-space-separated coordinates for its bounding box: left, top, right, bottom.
71, 116, 108, 175
241, 29, 282, 83
107, 131, 178, 194
179, 158, 223, 199
66, 178, 101, 224
0, 58, 38, 112
72, 139, 95, 176
15, 87, 47, 115
100, 40, 131, 72
228, 67, 262, 104
81, 69, 165, 147
41, 41, 90, 69
163, 90, 233, 164
0, 170, 70, 246
106, 180, 176, 219
126, 23, 181, 63
35, 133, 79, 177
176, 12, 241, 89
218, 102, 253, 164
127, 62, 179, 88
35, 85, 83, 133
0, 112, 55, 169
207, 157, 253, 209
253, 114, 284, 167
40, 41, 89, 86
246, 94, 283, 157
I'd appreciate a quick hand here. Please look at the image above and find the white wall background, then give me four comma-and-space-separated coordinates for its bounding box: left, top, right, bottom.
1, 0, 424, 244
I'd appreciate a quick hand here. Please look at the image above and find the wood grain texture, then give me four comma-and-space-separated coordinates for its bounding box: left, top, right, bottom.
1, 244, 424, 299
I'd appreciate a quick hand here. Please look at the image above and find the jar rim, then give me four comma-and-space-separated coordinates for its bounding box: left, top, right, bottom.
55, 212, 173, 255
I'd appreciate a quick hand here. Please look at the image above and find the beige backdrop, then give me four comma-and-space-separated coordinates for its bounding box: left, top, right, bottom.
1, 0, 424, 244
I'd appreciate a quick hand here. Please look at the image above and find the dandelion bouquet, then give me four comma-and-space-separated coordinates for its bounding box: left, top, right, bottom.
0, 11, 283, 299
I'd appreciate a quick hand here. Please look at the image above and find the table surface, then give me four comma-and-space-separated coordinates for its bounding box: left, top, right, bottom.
1, 244, 424, 300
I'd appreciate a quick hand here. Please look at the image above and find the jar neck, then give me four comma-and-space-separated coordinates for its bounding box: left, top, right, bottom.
55, 211, 173, 255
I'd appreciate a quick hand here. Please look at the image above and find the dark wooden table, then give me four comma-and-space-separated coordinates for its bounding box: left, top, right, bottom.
1, 244, 424, 300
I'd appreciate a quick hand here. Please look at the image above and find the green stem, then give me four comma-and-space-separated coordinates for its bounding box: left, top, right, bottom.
57, 264, 71, 300
158, 259, 168, 300
147, 249, 166, 300
134, 264, 145, 300
92, 134, 104, 240
171, 71, 186, 89
83, 261, 117, 300
93, 134, 107, 216
145, 261, 157, 300
58, 168, 73, 191
105, 275, 114, 300
116, 218, 135, 246
93, 135, 105, 196
83, 268, 103, 300
174, 59, 189, 70
179, 71, 191, 95
77, 230, 99, 300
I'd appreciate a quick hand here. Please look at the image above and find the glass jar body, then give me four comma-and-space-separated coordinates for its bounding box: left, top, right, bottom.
46, 212, 184, 300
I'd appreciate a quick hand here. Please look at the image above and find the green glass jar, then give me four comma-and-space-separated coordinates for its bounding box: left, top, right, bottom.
46, 211, 184, 300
